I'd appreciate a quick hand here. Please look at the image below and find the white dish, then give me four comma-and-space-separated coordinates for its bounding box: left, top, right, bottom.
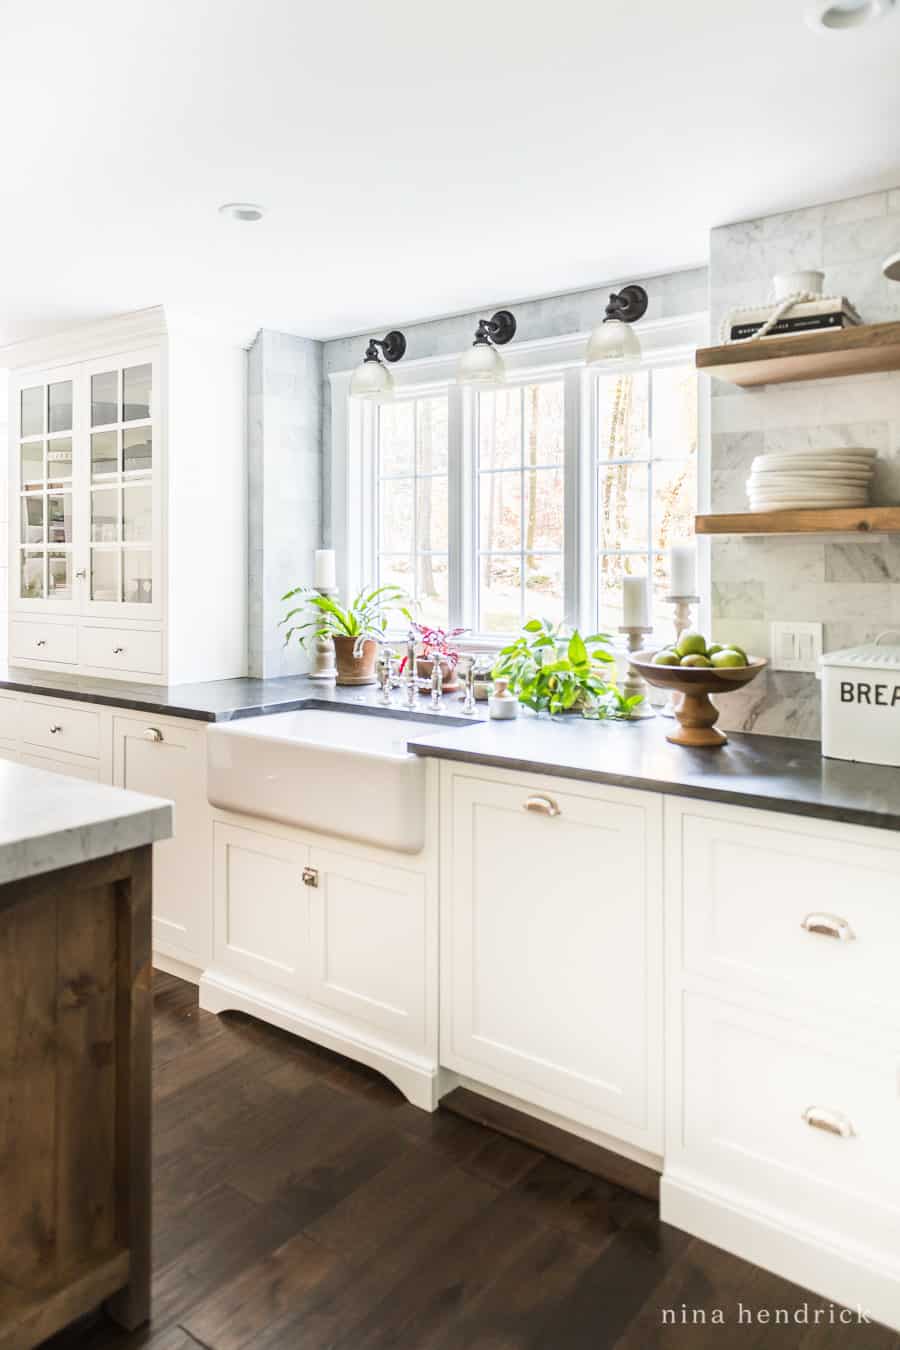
749, 473, 872, 486
753, 447, 877, 461
750, 463, 873, 479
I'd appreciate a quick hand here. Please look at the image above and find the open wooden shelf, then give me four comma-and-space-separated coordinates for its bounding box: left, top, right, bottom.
696, 507, 900, 536
695, 321, 900, 387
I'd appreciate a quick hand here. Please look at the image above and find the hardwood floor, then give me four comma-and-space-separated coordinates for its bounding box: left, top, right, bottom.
44, 972, 898, 1350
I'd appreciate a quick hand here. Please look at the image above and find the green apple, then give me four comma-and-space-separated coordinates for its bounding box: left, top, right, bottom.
722, 642, 748, 662
680, 653, 713, 667
706, 642, 725, 656
676, 630, 707, 658
652, 649, 680, 666
710, 649, 745, 669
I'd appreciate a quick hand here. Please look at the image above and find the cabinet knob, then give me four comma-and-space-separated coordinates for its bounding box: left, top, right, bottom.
801, 912, 855, 942
36, 639, 47, 648
524, 794, 561, 818
802, 1106, 855, 1139
49, 724, 62, 734
143, 727, 163, 743
75, 568, 87, 579
302, 866, 319, 888
113, 647, 125, 654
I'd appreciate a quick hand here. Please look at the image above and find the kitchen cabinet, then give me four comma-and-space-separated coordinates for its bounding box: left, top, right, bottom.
5, 307, 246, 684
662, 794, 900, 1333
204, 807, 439, 1109
439, 762, 664, 1154
113, 713, 211, 970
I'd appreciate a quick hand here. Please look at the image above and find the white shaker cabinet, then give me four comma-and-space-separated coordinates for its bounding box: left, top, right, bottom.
439, 762, 664, 1154
6, 307, 246, 684
113, 712, 212, 969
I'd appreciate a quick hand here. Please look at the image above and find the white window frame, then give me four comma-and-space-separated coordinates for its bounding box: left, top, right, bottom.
329, 311, 709, 648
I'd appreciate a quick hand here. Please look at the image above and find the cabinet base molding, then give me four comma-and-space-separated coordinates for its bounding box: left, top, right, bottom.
152, 953, 203, 986
442, 1085, 661, 1201
198, 968, 440, 1112
661, 1170, 900, 1334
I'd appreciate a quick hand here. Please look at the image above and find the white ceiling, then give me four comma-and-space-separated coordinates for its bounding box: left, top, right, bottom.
2, 0, 899, 349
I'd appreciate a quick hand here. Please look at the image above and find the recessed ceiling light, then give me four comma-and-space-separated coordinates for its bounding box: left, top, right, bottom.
218, 202, 265, 222
805, 0, 895, 30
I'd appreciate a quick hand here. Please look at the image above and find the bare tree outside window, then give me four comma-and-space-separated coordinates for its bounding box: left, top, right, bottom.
597, 364, 697, 635
377, 395, 448, 627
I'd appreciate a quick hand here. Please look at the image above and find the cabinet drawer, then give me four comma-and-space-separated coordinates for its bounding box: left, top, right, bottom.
672, 800, 900, 1023
80, 626, 163, 676
11, 621, 77, 666
0, 695, 20, 742
20, 751, 100, 783
20, 699, 101, 759
681, 992, 900, 1257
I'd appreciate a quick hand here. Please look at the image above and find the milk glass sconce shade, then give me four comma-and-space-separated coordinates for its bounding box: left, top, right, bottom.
884, 251, 900, 282
350, 330, 407, 400
457, 309, 518, 386
585, 284, 649, 365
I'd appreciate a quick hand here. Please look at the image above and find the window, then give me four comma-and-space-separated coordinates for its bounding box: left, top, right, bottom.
343, 317, 703, 642
595, 363, 698, 632
376, 394, 449, 627
477, 381, 565, 633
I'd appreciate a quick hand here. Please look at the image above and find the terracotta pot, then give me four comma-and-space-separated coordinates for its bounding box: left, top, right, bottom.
416, 657, 460, 692
332, 635, 377, 686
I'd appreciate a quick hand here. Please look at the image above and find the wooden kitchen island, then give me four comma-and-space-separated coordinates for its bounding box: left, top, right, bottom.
0, 763, 171, 1350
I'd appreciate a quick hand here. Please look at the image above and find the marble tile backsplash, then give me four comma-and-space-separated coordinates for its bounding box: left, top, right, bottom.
710, 186, 900, 739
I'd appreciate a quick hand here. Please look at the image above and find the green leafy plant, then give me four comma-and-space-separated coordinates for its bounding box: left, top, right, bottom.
492, 617, 643, 718
279, 584, 411, 650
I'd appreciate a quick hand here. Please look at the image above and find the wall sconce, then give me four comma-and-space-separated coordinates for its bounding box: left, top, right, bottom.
457, 309, 517, 386
585, 284, 649, 365
349, 330, 407, 399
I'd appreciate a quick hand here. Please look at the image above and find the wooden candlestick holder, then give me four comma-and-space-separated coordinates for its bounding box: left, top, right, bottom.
617, 625, 656, 718
307, 585, 338, 682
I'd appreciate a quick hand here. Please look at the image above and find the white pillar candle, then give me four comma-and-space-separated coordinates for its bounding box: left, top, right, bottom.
314, 549, 337, 591
622, 575, 650, 628
669, 544, 696, 597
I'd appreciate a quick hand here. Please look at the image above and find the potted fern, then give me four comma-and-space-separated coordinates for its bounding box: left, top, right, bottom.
280, 584, 411, 685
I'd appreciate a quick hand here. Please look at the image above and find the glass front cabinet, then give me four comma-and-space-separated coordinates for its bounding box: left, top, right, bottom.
14, 351, 161, 618
10, 347, 164, 673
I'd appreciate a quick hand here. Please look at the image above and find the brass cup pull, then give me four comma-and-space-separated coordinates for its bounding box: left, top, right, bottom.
801, 912, 856, 942
113, 646, 125, 654
36, 639, 47, 648
302, 866, 319, 888
49, 724, 62, 734
802, 1106, 855, 1139
524, 794, 561, 818
143, 727, 163, 743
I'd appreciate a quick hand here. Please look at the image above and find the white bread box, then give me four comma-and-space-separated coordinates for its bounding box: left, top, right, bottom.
820, 637, 900, 766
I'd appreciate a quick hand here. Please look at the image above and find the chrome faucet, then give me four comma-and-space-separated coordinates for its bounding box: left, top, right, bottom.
430, 659, 443, 710
378, 641, 396, 705
462, 658, 478, 716
405, 629, 419, 709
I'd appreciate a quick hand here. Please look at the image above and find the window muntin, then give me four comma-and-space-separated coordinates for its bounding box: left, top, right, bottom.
376, 395, 449, 629
596, 363, 697, 635
358, 343, 700, 641
476, 380, 565, 634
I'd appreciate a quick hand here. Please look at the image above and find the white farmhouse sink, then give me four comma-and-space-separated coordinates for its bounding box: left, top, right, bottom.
207, 709, 434, 853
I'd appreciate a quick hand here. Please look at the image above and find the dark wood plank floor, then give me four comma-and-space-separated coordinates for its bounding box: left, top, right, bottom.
44, 972, 898, 1350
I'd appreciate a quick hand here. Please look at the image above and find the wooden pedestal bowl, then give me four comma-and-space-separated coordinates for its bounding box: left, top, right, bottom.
631, 652, 768, 748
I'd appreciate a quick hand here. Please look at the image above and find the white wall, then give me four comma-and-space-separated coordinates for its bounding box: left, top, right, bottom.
0, 369, 7, 664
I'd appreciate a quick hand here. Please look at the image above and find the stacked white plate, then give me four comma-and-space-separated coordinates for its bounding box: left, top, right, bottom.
746, 448, 877, 511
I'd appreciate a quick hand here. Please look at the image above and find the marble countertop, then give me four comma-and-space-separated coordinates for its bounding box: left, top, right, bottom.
0, 761, 173, 887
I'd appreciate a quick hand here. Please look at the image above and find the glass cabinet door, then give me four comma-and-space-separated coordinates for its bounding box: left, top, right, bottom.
16, 377, 74, 601
87, 360, 155, 609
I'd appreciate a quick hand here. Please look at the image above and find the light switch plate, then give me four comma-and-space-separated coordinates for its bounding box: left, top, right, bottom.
770, 621, 823, 673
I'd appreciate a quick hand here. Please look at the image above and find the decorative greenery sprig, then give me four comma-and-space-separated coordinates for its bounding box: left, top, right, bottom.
279, 584, 411, 650
492, 617, 643, 718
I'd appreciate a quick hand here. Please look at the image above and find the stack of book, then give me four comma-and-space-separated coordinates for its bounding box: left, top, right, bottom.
727, 296, 862, 342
